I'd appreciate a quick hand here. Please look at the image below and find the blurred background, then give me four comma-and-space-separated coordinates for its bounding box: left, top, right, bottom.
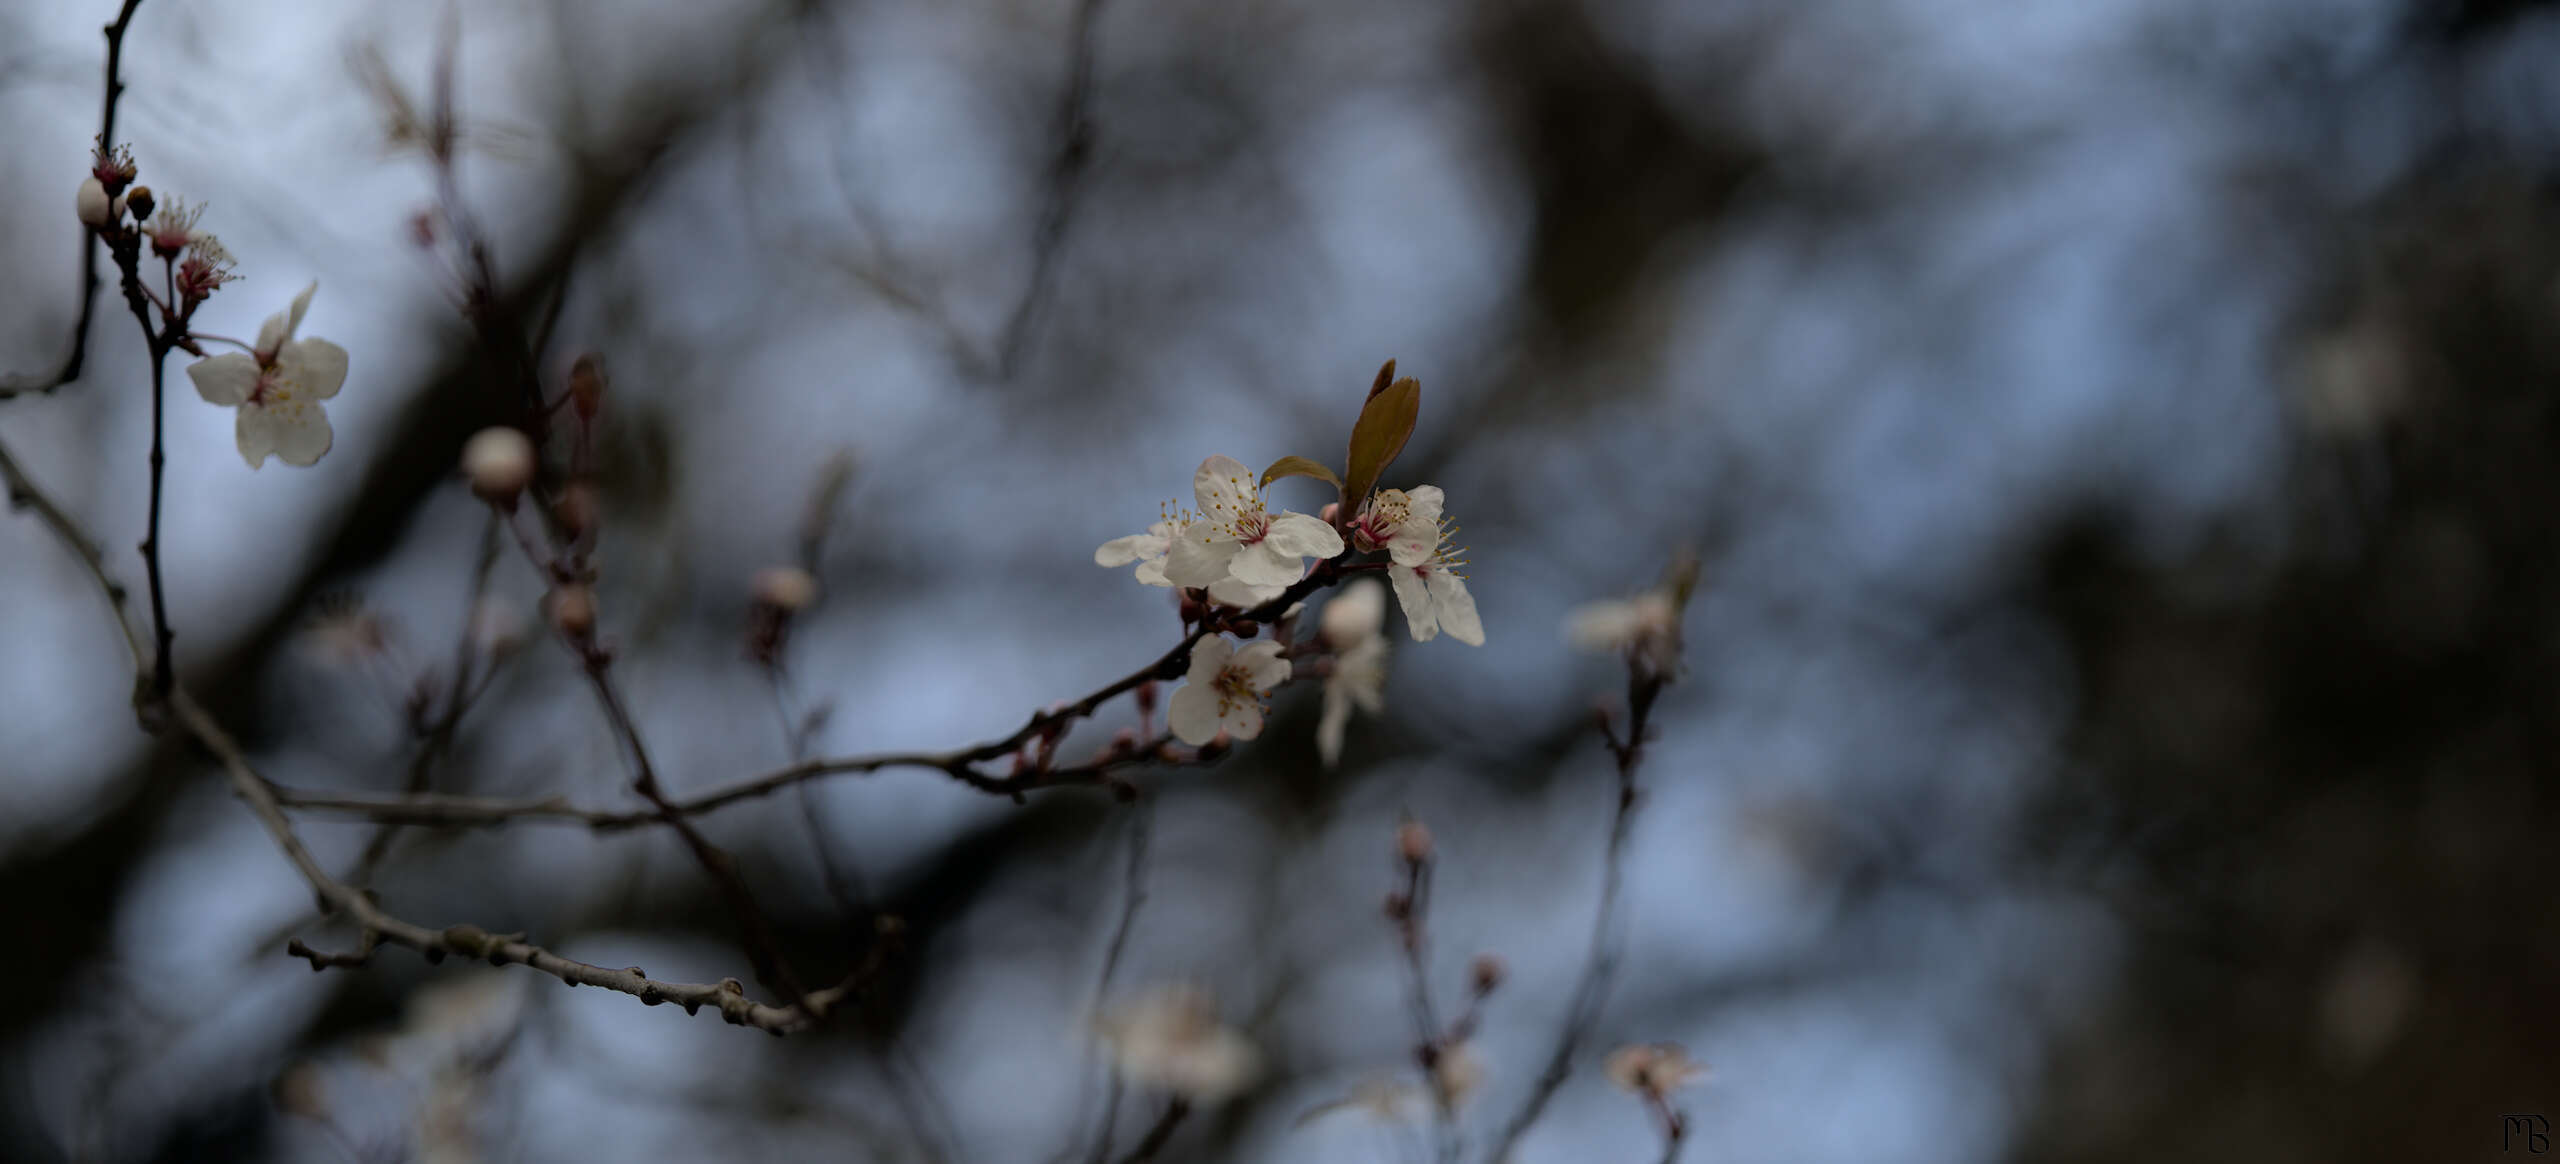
4, 0, 2559, 1160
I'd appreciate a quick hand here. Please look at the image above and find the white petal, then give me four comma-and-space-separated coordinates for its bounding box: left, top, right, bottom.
1163, 527, 1239, 588
1404, 486, 1444, 528
1386, 487, 1445, 567
1185, 634, 1235, 685
281, 338, 347, 400
1168, 683, 1224, 745
253, 309, 292, 355
1391, 566, 1437, 642
1235, 640, 1291, 691
1192, 454, 1255, 520
1134, 559, 1172, 587
1429, 571, 1483, 646
1321, 578, 1387, 646
187, 354, 259, 406
1096, 531, 1167, 568
238, 400, 332, 469
1228, 539, 1305, 587
1565, 600, 1642, 650
1220, 698, 1265, 741
285, 280, 317, 336
1316, 688, 1351, 768
1264, 511, 1344, 559
1206, 577, 1282, 608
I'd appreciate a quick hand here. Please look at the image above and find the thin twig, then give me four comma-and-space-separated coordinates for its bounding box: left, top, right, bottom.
0, 436, 142, 662
350, 509, 507, 885
271, 558, 1348, 830
1070, 799, 1154, 1164
0, 0, 146, 400
2, 441, 844, 1034
1484, 667, 1668, 1163
995, 0, 1112, 376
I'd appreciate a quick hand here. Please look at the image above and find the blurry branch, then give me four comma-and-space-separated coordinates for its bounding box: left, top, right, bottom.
1487, 563, 1691, 1162
994, 0, 1113, 378
1067, 799, 1154, 1164
0, 0, 144, 401
0, 435, 142, 663
0, 0, 845, 1052
1, 444, 844, 1034
273, 557, 1356, 834
349, 512, 508, 886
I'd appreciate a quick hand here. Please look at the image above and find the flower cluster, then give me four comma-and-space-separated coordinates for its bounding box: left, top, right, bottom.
1093, 368, 1486, 761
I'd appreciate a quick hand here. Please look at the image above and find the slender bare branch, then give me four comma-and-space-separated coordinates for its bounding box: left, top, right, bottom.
0, 0, 147, 400
1485, 664, 1669, 1162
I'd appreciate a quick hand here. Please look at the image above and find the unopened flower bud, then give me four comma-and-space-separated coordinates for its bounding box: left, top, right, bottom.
554, 483, 600, 542
1396, 819, 1434, 863
122, 185, 154, 226
76, 178, 111, 227
568, 354, 606, 422
1469, 953, 1506, 994
548, 585, 597, 638
751, 566, 818, 613
461, 427, 536, 505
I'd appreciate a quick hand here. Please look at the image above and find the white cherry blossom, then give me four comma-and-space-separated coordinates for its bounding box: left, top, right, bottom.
1350, 485, 1444, 565
1567, 590, 1682, 676
1097, 985, 1262, 1103
1163, 455, 1343, 590
1168, 635, 1290, 745
1379, 504, 1482, 646
1095, 518, 1179, 586
1604, 1043, 1707, 1101
185, 282, 349, 469
1316, 579, 1389, 767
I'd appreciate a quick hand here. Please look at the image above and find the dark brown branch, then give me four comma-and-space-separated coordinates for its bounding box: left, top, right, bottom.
0, 0, 146, 400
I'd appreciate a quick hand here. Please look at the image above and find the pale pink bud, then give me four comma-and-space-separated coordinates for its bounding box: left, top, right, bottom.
76, 178, 110, 228
751, 566, 819, 613
548, 585, 597, 638
1396, 819, 1434, 863
461, 427, 536, 504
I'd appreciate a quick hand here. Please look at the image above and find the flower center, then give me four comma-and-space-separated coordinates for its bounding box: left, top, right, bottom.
1350, 489, 1411, 551
1212, 662, 1261, 714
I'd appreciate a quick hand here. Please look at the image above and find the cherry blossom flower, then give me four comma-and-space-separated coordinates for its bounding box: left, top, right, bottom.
1604, 1042, 1707, 1101
1296, 1077, 1423, 1127
1097, 985, 1262, 1102
1566, 590, 1681, 675
143, 196, 204, 258
173, 234, 237, 304
186, 282, 349, 468
1163, 455, 1343, 590
1316, 579, 1389, 767
1345, 484, 1484, 645
1432, 1042, 1487, 1109
1387, 520, 1482, 646
1095, 517, 1179, 587
1168, 635, 1289, 745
